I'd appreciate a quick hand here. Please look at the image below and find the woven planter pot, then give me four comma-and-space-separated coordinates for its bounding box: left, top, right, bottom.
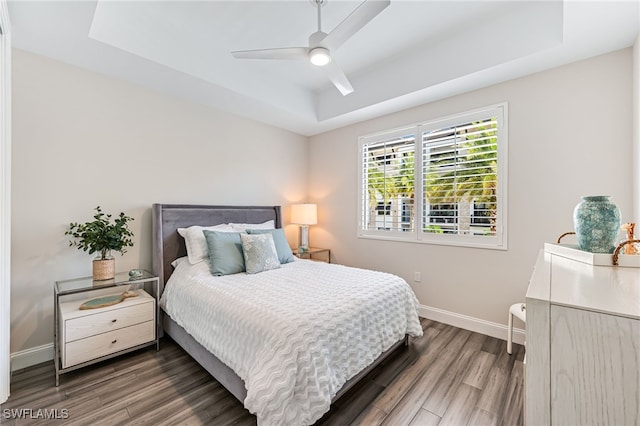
93, 258, 115, 281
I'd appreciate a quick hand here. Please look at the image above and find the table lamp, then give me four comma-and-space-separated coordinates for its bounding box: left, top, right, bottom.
291, 204, 317, 252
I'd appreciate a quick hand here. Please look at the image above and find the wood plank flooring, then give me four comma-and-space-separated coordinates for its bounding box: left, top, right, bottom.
1, 319, 525, 425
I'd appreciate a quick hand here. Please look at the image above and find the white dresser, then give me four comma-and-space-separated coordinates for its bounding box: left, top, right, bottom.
525, 246, 640, 425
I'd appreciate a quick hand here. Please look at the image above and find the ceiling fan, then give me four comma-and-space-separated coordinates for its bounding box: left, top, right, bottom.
231, 0, 390, 96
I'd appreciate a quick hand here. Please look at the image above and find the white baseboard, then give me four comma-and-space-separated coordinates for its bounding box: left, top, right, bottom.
10, 343, 53, 372
9, 306, 524, 372
419, 304, 526, 345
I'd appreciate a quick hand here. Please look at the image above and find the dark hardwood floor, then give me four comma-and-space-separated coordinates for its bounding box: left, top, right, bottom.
1, 319, 524, 425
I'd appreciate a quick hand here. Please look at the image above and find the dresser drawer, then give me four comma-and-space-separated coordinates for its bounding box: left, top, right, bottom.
63, 320, 155, 368
64, 298, 154, 342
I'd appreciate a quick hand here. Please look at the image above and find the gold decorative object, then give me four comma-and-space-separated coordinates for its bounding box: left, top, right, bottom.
621, 223, 638, 255
613, 239, 640, 266
556, 231, 576, 244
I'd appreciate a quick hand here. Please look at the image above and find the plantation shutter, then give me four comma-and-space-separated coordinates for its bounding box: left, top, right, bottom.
358, 104, 506, 249
360, 131, 416, 234
422, 117, 499, 237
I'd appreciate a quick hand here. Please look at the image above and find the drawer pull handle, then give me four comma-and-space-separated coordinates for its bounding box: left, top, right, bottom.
111, 319, 117, 323
111, 339, 117, 344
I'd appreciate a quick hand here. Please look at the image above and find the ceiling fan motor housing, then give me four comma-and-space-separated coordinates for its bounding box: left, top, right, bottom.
309, 31, 328, 48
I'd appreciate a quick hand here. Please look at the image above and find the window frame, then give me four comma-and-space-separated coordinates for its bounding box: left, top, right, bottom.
357, 103, 508, 250
358, 126, 419, 241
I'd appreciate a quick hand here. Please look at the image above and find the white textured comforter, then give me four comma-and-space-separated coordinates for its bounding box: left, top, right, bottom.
160, 258, 423, 425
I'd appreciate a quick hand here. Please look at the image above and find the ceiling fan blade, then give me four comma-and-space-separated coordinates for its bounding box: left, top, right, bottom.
320, 0, 390, 52
325, 61, 354, 96
231, 47, 307, 60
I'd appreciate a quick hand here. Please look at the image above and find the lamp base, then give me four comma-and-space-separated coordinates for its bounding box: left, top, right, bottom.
299, 225, 310, 251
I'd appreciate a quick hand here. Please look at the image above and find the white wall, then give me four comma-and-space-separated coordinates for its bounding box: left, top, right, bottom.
10, 49, 308, 356
0, 0, 11, 402
308, 49, 634, 328
634, 33, 640, 224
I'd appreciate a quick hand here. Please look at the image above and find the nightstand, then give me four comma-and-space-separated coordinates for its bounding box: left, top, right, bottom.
293, 247, 331, 263
54, 270, 160, 386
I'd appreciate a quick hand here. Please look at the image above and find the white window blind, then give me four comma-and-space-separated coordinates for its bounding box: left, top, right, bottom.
358, 104, 507, 249
360, 130, 416, 236
422, 117, 499, 237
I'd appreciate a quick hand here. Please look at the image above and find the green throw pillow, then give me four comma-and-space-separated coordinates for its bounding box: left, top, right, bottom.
203, 230, 245, 276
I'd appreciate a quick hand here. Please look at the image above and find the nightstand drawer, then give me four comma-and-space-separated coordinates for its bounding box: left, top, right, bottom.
63, 320, 155, 368
64, 298, 154, 342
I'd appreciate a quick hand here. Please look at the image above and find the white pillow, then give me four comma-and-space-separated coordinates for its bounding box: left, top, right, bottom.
171, 256, 189, 269
177, 224, 235, 264
229, 220, 275, 232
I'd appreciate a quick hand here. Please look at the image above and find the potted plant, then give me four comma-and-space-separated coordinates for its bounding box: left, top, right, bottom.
65, 206, 134, 280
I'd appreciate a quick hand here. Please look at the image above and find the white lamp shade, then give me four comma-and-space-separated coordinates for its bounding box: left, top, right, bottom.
291, 204, 318, 225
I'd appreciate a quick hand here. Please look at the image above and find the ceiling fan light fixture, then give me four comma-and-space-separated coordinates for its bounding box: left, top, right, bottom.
232, 0, 390, 94
309, 47, 331, 66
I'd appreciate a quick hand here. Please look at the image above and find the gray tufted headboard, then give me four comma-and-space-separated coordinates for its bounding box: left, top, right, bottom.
151, 204, 282, 295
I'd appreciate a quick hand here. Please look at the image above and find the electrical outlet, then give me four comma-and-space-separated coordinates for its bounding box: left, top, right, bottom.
414, 272, 421, 282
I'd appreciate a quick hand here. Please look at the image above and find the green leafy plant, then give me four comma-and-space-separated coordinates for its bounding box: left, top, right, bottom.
423, 225, 444, 234
65, 206, 134, 259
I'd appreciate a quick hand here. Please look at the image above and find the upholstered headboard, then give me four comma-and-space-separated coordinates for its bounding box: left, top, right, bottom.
151, 204, 282, 294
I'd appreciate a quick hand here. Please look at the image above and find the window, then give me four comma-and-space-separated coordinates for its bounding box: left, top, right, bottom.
358, 104, 507, 249
376, 202, 391, 215
427, 203, 458, 234
360, 128, 416, 237
471, 201, 492, 226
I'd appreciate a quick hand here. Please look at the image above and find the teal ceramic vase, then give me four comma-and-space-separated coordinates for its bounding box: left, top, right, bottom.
573, 196, 621, 253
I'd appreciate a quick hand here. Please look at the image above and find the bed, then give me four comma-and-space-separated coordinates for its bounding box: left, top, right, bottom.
151, 204, 423, 425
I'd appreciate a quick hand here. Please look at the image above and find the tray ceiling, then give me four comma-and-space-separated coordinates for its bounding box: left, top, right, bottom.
8, 1, 640, 135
